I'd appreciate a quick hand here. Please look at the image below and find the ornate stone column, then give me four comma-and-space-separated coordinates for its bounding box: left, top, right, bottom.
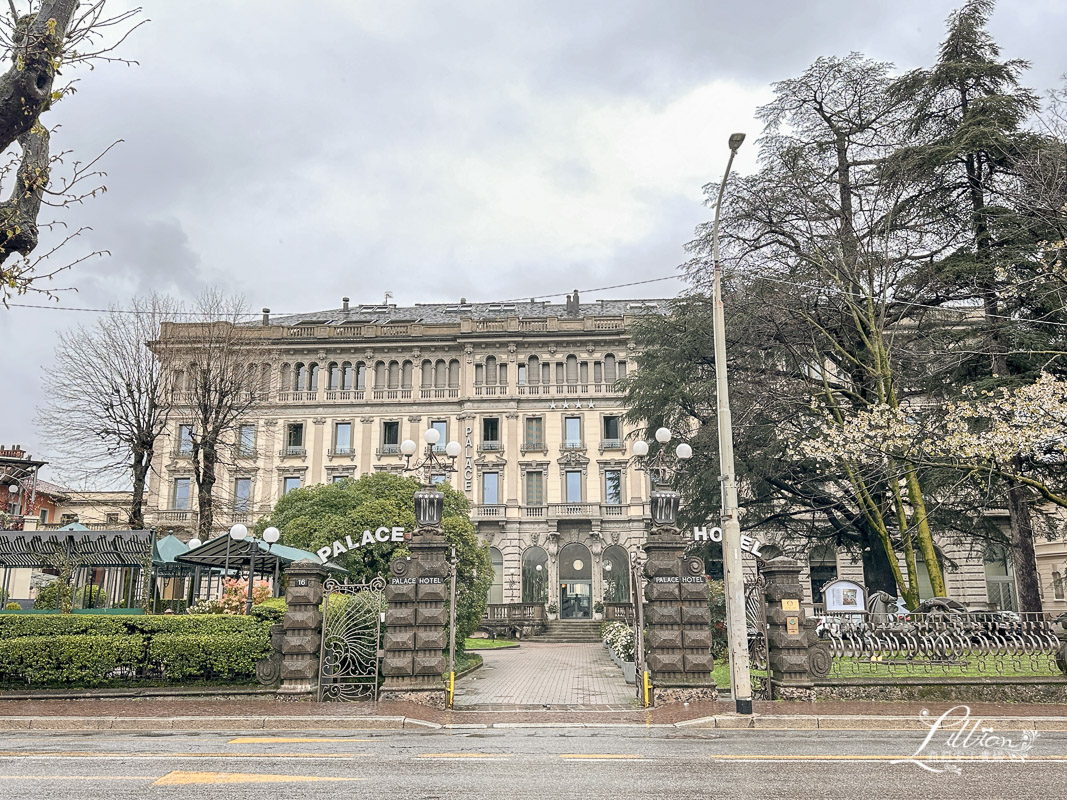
379, 527, 450, 707
277, 560, 327, 696
642, 524, 716, 704
761, 557, 828, 700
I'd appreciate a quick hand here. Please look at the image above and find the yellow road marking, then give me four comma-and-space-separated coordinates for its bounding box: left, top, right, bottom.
153, 771, 365, 786
560, 754, 643, 760
227, 737, 371, 744
418, 753, 506, 759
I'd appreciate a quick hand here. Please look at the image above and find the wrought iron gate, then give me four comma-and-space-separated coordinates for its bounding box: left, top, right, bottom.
744, 574, 769, 700
318, 576, 386, 702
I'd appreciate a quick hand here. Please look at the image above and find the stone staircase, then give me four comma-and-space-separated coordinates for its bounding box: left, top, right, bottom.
532, 619, 604, 643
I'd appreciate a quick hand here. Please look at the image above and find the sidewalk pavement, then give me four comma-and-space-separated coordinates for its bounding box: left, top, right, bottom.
1, 696, 1066, 731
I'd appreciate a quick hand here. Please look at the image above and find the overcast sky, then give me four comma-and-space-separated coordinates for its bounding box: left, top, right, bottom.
2, 0, 1064, 483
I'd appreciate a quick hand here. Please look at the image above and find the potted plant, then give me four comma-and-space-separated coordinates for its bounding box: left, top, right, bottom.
546, 602, 558, 620
593, 600, 604, 621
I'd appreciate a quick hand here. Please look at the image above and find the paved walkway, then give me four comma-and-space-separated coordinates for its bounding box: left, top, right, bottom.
455, 643, 635, 708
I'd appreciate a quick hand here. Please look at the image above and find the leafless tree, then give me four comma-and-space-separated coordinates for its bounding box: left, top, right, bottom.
37, 293, 179, 528
159, 290, 267, 539
0, 1, 144, 303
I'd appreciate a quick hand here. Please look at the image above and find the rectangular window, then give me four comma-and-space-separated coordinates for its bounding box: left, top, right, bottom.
39, 509, 48, 524
173, 478, 191, 510
105, 512, 120, 525
234, 477, 252, 512
331, 474, 350, 484
482, 472, 500, 505
482, 417, 500, 448
517, 364, 527, 385
525, 417, 544, 448
178, 424, 194, 454
283, 476, 301, 494
238, 424, 255, 455
525, 470, 544, 506
603, 415, 621, 441
431, 419, 448, 449
286, 423, 304, 452
1054, 572, 1065, 601
335, 422, 353, 454
432, 474, 449, 487
605, 470, 622, 504
564, 416, 581, 447
382, 420, 400, 452
565, 470, 582, 503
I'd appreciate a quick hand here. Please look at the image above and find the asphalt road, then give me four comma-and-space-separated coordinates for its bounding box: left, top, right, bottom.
0, 727, 1064, 799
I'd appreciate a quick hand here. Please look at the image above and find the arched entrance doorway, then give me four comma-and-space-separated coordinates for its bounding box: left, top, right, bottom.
521, 546, 549, 604
559, 542, 592, 619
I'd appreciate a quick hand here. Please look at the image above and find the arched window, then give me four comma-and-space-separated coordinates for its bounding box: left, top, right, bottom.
421, 360, 433, 388
559, 542, 593, 619
307, 363, 319, 391
565, 355, 578, 384
448, 359, 460, 388
485, 356, 497, 385
604, 354, 617, 383
279, 364, 290, 393
387, 360, 400, 389
327, 362, 341, 390
434, 359, 447, 388
602, 545, 630, 603
488, 547, 504, 605
355, 362, 367, 390
341, 362, 353, 390
522, 546, 549, 604
260, 363, 271, 393
401, 360, 413, 389
293, 363, 306, 391
374, 361, 386, 387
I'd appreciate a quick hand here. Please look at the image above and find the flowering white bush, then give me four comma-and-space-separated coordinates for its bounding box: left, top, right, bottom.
601, 621, 635, 662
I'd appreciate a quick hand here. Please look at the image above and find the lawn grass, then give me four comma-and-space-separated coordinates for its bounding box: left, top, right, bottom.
453, 651, 483, 675
463, 637, 520, 650
711, 661, 768, 689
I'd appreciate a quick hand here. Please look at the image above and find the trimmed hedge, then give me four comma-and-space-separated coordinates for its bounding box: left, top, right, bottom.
0, 615, 273, 688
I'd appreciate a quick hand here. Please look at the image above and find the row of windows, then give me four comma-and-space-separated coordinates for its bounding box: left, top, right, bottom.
171, 474, 302, 511
173, 355, 629, 395
480, 468, 622, 506
487, 544, 632, 604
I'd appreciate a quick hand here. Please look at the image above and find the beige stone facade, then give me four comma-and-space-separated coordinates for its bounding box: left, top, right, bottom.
145, 298, 662, 616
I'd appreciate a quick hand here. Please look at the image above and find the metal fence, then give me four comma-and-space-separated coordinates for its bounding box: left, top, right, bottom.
818, 610, 1066, 677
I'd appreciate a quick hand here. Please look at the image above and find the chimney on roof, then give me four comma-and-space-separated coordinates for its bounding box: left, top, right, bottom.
261, 308, 270, 325
342, 297, 350, 312
460, 297, 467, 304
565, 289, 580, 316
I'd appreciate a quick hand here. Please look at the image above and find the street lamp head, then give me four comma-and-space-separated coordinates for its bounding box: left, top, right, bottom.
423, 428, 441, 445
187, 538, 202, 549
263, 526, 280, 544
400, 439, 418, 456
728, 132, 746, 151
632, 440, 649, 457
604, 562, 612, 572
535, 564, 542, 572
229, 523, 248, 541
6, 485, 17, 494
445, 440, 462, 458
655, 427, 672, 444
675, 442, 693, 460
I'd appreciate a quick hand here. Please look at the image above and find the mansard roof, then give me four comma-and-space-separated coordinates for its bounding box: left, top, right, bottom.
268, 298, 669, 328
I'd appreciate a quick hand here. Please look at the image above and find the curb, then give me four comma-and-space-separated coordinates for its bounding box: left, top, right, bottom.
1, 713, 1066, 732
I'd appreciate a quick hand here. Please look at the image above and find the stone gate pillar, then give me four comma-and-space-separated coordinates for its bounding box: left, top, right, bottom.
277, 560, 327, 696
379, 527, 450, 707
761, 557, 828, 701
642, 525, 716, 704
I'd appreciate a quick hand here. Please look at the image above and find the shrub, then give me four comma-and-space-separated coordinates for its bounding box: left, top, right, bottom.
5, 602, 21, 611
33, 582, 59, 610
75, 585, 107, 609
250, 597, 287, 622
601, 621, 635, 661
0, 614, 274, 688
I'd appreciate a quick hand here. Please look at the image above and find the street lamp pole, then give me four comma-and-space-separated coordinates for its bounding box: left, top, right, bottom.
712, 132, 752, 715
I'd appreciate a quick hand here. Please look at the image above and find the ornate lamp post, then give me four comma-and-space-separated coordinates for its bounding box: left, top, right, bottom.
400, 428, 462, 528
228, 523, 280, 614
632, 427, 693, 528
